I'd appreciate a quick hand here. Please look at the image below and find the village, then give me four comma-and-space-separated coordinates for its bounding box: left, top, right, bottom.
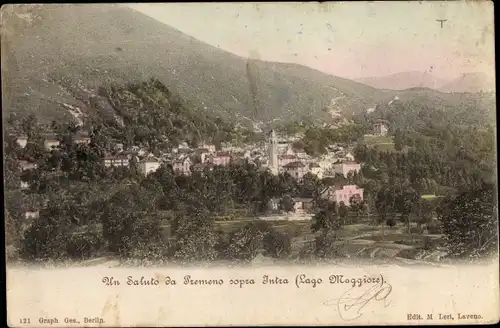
14, 119, 390, 223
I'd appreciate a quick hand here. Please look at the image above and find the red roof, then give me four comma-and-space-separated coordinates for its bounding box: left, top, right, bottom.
215, 151, 231, 157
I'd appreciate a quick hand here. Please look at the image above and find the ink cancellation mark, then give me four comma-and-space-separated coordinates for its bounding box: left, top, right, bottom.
323, 280, 392, 321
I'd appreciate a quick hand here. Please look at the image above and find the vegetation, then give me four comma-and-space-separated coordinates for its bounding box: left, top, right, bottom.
4, 77, 497, 265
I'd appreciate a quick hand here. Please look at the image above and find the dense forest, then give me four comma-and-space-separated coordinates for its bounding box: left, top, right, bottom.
4, 79, 498, 265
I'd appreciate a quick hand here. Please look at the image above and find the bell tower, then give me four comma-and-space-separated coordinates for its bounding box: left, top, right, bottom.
268, 129, 278, 174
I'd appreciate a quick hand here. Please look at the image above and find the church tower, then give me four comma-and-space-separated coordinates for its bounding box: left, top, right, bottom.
268, 129, 278, 174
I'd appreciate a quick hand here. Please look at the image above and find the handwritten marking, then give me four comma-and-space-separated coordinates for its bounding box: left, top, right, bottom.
437, 19, 447, 28
323, 281, 392, 321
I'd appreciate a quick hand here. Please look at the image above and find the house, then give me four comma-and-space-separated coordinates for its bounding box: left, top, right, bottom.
373, 119, 390, 136
25, 210, 40, 219
196, 148, 211, 163
292, 197, 315, 214
173, 157, 192, 175
296, 152, 309, 159
20, 181, 29, 190
279, 154, 298, 168
19, 160, 38, 171
207, 151, 231, 166
268, 197, 280, 212
192, 163, 215, 173
73, 133, 91, 144
282, 144, 296, 156
321, 185, 364, 206
16, 135, 28, 148
139, 158, 161, 175
345, 152, 355, 161
332, 161, 361, 177
282, 161, 309, 180
43, 135, 60, 150
198, 143, 216, 153
114, 143, 124, 152
309, 163, 323, 178
104, 154, 130, 167
178, 142, 190, 150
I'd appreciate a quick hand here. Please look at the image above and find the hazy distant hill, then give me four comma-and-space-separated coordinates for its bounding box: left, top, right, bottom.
439, 72, 495, 93
1, 4, 395, 128
354, 71, 447, 91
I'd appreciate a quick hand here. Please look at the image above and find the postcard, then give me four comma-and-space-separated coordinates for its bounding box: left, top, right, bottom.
3, 2, 498, 326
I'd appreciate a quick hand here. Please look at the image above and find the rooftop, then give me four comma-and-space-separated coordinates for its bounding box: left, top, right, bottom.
283, 161, 306, 168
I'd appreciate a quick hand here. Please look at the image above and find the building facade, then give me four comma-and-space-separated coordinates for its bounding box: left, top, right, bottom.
373, 119, 389, 136
173, 157, 192, 175
208, 151, 231, 166
282, 161, 308, 180
332, 161, 361, 177
104, 154, 130, 167
321, 185, 364, 206
139, 158, 161, 175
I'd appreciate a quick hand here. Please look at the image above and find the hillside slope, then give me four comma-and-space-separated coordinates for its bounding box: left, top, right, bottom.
1, 4, 495, 132
439, 72, 495, 93
355, 71, 447, 91
2, 4, 394, 128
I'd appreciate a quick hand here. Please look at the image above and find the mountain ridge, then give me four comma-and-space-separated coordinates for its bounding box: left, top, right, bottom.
1, 4, 495, 132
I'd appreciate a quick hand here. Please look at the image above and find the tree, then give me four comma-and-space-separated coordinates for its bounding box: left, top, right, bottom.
299, 172, 322, 198
439, 184, 497, 260
263, 229, 292, 258
394, 128, 404, 151
386, 218, 396, 228
172, 198, 219, 263
21, 195, 75, 260
349, 194, 364, 223
314, 229, 344, 259
395, 188, 420, 234
279, 195, 296, 213
101, 185, 162, 256
375, 188, 396, 223
338, 202, 349, 225
225, 223, 266, 261
311, 202, 340, 233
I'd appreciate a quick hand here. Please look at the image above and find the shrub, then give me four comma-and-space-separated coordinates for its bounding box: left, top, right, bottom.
409, 226, 424, 234
224, 224, 265, 261
263, 230, 292, 258
66, 231, 104, 260
426, 221, 442, 234
422, 236, 434, 250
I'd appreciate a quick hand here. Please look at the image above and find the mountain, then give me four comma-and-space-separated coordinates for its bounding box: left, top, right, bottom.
439, 72, 495, 93
1, 4, 495, 133
1, 4, 394, 129
354, 71, 447, 91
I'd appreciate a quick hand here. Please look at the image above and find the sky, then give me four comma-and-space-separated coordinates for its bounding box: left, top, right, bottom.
127, 2, 495, 81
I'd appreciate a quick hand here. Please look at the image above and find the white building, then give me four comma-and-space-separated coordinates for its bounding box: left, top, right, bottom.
139, 158, 161, 175
373, 119, 390, 136
104, 154, 130, 167
332, 161, 361, 177
16, 135, 28, 148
